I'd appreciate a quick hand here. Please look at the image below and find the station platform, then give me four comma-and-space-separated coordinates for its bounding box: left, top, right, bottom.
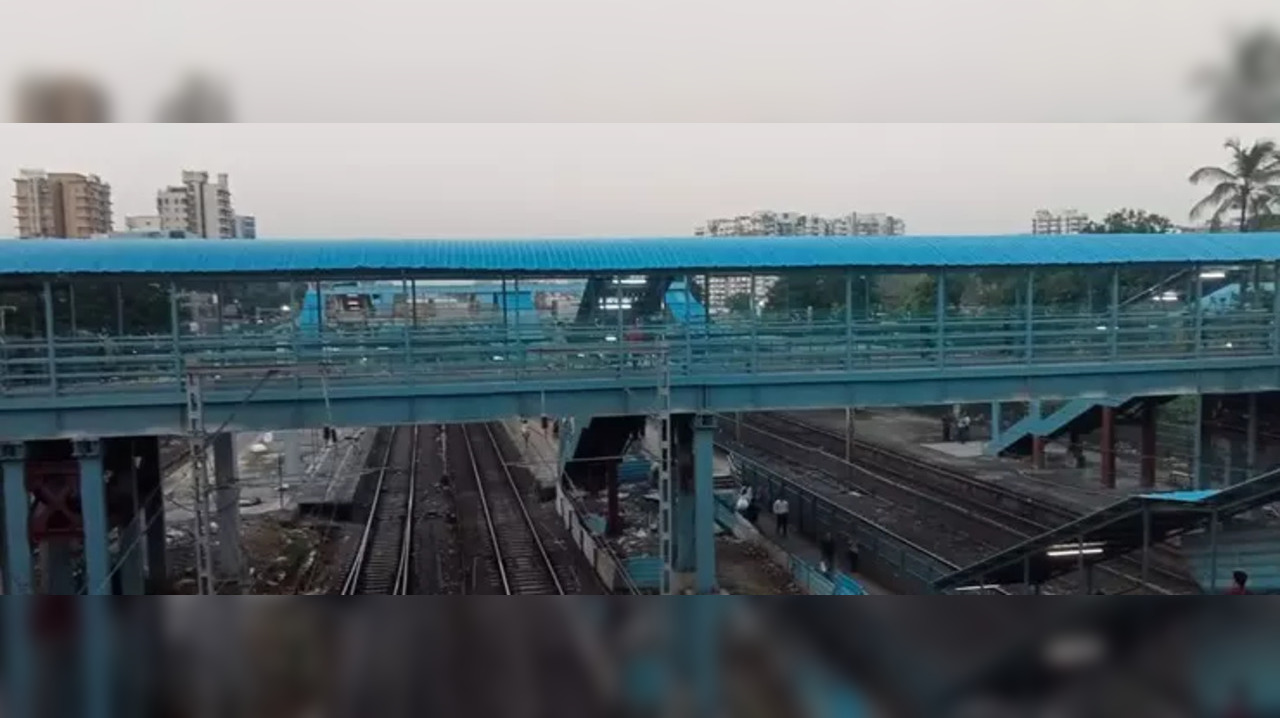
802, 408, 1167, 515
292, 428, 374, 519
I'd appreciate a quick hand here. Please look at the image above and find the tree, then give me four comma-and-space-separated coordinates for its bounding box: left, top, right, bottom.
1080, 208, 1174, 235
764, 273, 876, 319
724, 292, 754, 316
1189, 138, 1280, 232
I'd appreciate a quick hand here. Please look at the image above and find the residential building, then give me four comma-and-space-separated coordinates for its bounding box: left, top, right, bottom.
125, 215, 162, 233
234, 215, 257, 238
694, 209, 905, 311
13, 169, 113, 237
1031, 209, 1090, 235
157, 171, 235, 238
15, 76, 110, 122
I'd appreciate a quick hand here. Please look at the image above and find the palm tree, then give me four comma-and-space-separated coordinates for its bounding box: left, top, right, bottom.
1189, 138, 1280, 232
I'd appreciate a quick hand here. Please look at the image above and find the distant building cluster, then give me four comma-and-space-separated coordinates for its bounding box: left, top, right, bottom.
1031, 209, 1089, 235
694, 210, 905, 312
696, 210, 905, 238
12, 168, 256, 239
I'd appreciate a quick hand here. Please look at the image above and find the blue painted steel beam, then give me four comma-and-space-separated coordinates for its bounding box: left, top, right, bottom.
74, 439, 112, 718
5, 358, 1280, 440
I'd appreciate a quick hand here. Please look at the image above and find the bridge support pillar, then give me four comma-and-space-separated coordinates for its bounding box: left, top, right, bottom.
1246, 393, 1259, 478
2, 443, 33, 594
693, 413, 716, 595
117, 441, 145, 596
1140, 401, 1158, 489
1100, 407, 1116, 489
672, 416, 696, 591
1028, 400, 1045, 469
212, 433, 243, 593
605, 463, 621, 537
2, 443, 33, 718
990, 401, 1001, 446
74, 439, 115, 718
844, 407, 855, 462
134, 437, 168, 593
39, 539, 76, 594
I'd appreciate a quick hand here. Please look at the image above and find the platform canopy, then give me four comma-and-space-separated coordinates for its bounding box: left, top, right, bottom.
933, 467, 1280, 592
5, 232, 1280, 277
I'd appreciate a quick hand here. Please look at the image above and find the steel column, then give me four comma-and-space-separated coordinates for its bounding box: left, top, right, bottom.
935, 271, 947, 367
2, 443, 31, 594
1247, 393, 1258, 476
749, 273, 758, 371
43, 281, 57, 395
1029, 399, 1044, 469
1024, 270, 1035, 362
40, 540, 76, 594
1140, 400, 1157, 489
118, 441, 145, 595
1100, 406, 1116, 489
76, 439, 109, 594
844, 407, 855, 463
1208, 509, 1219, 592
672, 416, 695, 591
2, 448, 32, 718
1273, 261, 1280, 354
1192, 393, 1205, 489
990, 401, 1001, 445
1109, 267, 1120, 358
135, 436, 167, 593
844, 271, 853, 370
1193, 264, 1204, 356
212, 433, 243, 593
169, 281, 182, 377
693, 413, 716, 594
1141, 504, 1151, 586
115, 283, 125, 336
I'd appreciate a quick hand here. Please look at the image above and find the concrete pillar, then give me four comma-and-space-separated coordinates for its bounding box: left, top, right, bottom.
1140, 401, 1158, 489
282, 430, 303, 482
693, 413, 716, 594
212, 433, 243, 593
135, 437, 167, 593
1100, 406, 1116, 489
2, 443, 32, 594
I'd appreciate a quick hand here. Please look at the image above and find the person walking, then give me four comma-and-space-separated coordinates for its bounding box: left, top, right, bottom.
520, 419, 531, 449
819, 532, 835, 575
772, 496, 790, 538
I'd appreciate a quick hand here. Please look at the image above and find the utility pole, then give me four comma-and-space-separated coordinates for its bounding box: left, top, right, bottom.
183, 371, 216, 594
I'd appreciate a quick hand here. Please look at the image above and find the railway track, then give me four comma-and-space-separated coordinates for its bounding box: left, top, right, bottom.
341, 425, 417, 595
459, 423, 565, 595
735, 412, 1201, 594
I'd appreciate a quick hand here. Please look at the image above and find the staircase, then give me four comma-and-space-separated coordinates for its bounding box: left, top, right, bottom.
565, 415, 647, 491
1181, 522, 1280, 593
986, 396, 1141, 457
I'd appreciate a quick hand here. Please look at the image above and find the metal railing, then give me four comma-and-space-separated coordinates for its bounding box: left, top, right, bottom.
1, 307, 1277, 398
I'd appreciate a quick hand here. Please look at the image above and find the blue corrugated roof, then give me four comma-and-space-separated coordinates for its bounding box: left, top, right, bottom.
5, 233, 1280, 276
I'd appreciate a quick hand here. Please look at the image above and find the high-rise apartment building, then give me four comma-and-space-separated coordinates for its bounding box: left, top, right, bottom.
13, 169, 113, 237
694, 209, 905, 311
234, 215, 257, 238
1031, 209, 1089, 235
157, 171, 235, 238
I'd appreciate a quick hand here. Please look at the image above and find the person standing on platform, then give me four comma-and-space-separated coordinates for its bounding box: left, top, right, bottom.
772, 496, 790, 537
520, 419, 531, 449
957, 414, 972, 444
941, 413, 953, 442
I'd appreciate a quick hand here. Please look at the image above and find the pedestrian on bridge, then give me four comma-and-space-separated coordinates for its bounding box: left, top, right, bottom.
772, 496, 790, 538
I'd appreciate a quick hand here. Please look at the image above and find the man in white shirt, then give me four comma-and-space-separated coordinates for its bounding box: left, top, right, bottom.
772, 497, 790, 537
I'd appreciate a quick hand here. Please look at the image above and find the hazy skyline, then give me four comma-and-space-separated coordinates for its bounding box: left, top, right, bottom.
0, 123, 1269, 238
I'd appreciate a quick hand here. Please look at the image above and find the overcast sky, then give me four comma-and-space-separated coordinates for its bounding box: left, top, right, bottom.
0, 123, 1270, 238
0, 0, 1275, 121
